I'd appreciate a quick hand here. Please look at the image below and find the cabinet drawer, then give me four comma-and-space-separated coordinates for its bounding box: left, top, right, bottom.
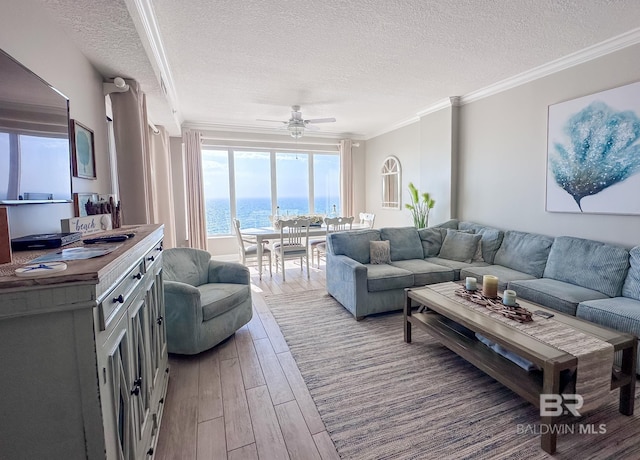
144, 240, 163, 272
98, 260, 145, 331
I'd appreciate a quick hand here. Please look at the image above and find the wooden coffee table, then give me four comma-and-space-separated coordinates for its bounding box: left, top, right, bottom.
404, 285, 637, 454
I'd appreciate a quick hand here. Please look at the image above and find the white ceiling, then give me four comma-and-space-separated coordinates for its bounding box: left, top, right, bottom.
40, 0, 640, 139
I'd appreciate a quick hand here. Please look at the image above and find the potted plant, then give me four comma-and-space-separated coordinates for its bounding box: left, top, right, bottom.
405, 182, 435, 228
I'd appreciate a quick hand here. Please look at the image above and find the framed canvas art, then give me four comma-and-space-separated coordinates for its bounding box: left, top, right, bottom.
546, 81, 640, 215
70, 120, 96, 179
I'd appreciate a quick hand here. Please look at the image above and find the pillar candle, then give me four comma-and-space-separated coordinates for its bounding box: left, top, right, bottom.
502, 289, 517, 306
483, 275, 499, 298
465, 277, 477, 291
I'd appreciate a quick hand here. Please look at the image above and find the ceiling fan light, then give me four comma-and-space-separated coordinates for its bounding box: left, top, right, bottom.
289, 125, 304, 138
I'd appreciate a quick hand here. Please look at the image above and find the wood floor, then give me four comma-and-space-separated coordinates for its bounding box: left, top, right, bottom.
155, 259, 339, 460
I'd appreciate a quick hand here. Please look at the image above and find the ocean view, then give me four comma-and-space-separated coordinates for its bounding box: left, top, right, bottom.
206, 197, 339, 235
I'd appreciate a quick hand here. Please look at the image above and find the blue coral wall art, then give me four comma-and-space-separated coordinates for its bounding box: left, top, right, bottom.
546, 81, 640, 214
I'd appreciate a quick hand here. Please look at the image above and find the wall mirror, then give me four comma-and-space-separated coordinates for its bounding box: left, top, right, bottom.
381, 156, 401, 209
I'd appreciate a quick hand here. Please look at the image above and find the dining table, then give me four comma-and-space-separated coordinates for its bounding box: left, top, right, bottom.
242, 223, 368, 278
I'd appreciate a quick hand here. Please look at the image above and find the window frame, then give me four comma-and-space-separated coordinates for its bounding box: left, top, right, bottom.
201, 146, 340, 236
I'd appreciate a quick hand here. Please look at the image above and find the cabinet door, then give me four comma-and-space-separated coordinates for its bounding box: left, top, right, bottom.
102, 313, 135, 460
129, 293, 153, 456
147, 267, 167, 391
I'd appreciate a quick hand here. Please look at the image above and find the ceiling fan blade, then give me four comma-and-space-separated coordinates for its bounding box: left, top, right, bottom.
304, 124, 320, 131
305, 117, 336, 124
256, 119, 287, 123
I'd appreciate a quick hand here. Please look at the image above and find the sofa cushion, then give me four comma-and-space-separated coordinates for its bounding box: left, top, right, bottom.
493, 230, 554, 277
577, 297, 640, 344
200, 283, 250, 321
391, 259, 455, 286
508, 278, 609, 316
328, 229, 381, 264
417, 227, 445, 257
460, 265, 536, 291
458, 222, 504, 264
164, 247, 211, 287
425, 257, 490, 280
543, 236, 629, 298
380, 227, 424, 261
432, 219, 459, 229
438, 229, 482, 263
370, 240, 391, 264
365, 264, 414, 292
622, 246, 640, 301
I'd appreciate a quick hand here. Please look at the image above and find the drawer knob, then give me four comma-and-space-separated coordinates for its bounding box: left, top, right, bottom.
131, 385, 140, 396
147, 447, 154, 456
133, 272, 142, 280
147, 255, 155, 262
156, 246, 163, 251
113, 294, 124, 304
156, 315, 163, 325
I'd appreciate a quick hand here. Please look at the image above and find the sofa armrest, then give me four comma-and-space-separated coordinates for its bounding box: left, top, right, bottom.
326, 253, 368, 318
207, 260, 250, 285
164, 280, 203, 353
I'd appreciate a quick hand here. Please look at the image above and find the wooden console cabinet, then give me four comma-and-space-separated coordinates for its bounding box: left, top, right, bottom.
0, 224, 168, 459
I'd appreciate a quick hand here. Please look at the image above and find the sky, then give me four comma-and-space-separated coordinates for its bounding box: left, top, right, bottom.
202, 149, 339, 200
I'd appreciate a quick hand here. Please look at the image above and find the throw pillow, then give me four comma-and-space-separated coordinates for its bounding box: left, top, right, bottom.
472, 240, 484, 262
370, 240, 391, 264
438, 229, 482, 263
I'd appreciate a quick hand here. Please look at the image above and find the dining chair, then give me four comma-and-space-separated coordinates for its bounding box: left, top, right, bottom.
311, 216, 354, 268
359, 212, 376, 228
232, 218, 272, 279
272, 218, 310, 281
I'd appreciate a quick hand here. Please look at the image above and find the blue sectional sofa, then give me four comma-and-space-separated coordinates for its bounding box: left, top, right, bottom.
325, 220, 640, 371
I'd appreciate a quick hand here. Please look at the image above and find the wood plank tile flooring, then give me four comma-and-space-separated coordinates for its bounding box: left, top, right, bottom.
155, 260, 340, 460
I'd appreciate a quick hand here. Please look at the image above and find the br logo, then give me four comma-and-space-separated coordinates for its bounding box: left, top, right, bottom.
540, 394, 583, 416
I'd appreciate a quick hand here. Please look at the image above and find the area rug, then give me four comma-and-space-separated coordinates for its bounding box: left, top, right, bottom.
263, 290, 640, 460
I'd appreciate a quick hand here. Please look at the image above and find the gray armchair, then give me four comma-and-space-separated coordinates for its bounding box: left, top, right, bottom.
163, 248, 252, 355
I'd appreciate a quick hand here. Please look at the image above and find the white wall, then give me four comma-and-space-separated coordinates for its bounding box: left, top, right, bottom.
458, 44, 640, 248
364, 123, 420, 228
419, 105, 458, 226
1, 0, 108, 238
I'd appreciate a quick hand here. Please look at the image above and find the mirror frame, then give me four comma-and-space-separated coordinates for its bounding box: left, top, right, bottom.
381, 156, 401, 209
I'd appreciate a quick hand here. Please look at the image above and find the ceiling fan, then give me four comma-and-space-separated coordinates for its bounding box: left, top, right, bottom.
257, 105, 336, 138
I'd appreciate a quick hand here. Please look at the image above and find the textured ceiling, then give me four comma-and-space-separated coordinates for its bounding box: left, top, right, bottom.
40, 0, 640, 138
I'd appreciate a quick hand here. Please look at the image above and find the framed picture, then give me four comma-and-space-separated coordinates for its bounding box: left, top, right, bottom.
70, 120, 96, 179
73, 193, 98, 217
546, 81, 640, 215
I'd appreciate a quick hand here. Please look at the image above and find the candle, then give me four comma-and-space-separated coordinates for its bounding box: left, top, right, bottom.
502, 289, 517, 306
483, 275, 499, 298
465, 277, 477, 291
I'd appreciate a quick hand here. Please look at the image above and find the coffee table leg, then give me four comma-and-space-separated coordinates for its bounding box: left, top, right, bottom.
619, 337, 637, 416
541, 362, 561, 454
404, 289, 412, 343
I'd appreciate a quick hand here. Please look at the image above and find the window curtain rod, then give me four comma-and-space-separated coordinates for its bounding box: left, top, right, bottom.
148, 120, 160, 135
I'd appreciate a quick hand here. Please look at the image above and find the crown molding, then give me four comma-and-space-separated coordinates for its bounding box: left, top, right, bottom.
125, 0, 181, 125
370, 27, 640, 140
365, 115, 420, 140
415, 97, 461, 118
461, 27, 640, 105
182, 121, 366, 140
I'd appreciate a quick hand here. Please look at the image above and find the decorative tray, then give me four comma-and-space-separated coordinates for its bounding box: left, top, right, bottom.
454, 288, 533, 323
